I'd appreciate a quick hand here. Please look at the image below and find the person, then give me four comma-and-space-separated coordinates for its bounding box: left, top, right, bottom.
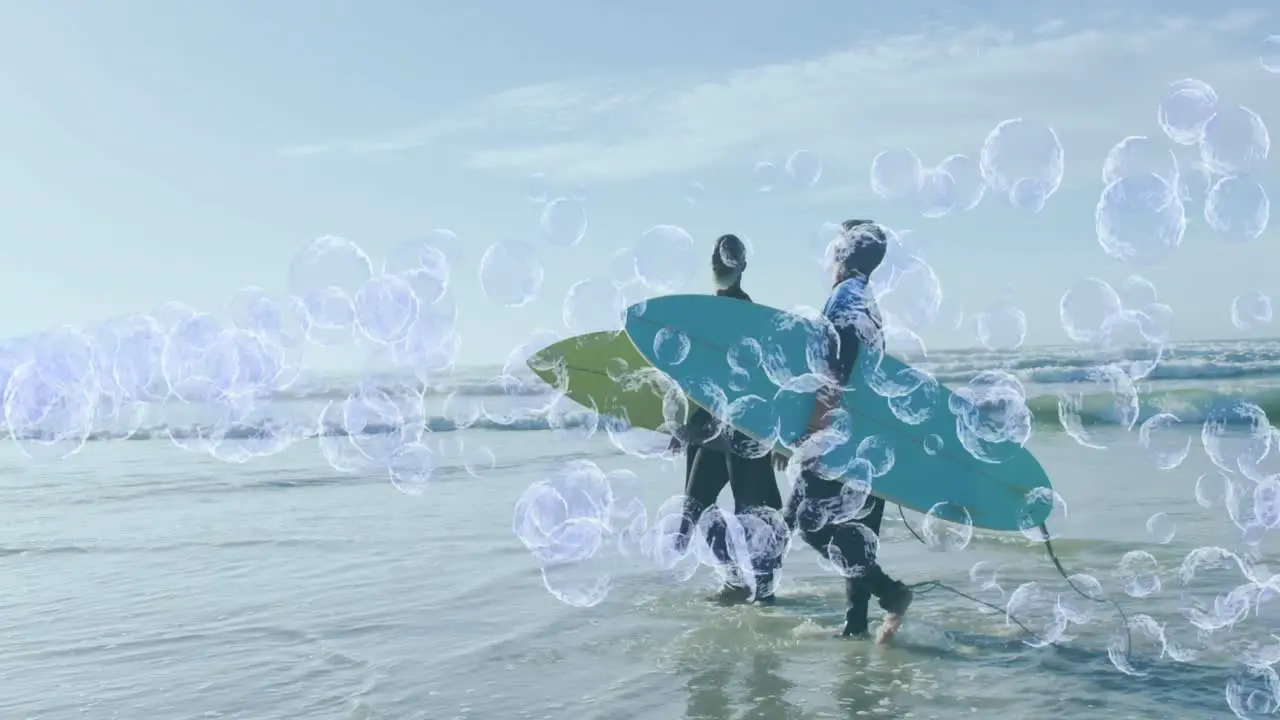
670, 233, 786, 605
779, 219, 913, 641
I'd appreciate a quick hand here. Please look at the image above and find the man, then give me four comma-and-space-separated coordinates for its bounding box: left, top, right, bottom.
671, 233, 787, 605
780, 219, 913, 641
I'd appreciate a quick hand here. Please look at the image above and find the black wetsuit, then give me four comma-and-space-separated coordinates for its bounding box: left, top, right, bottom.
782, 277, 909, 635
676, 286, 785, 597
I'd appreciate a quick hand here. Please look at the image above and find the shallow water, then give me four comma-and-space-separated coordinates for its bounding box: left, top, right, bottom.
1, 419, 1274, 720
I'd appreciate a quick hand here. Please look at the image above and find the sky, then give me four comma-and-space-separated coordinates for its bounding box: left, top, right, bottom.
0, 0, 1276, 370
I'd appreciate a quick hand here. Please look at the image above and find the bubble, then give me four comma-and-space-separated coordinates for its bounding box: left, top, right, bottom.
1225, 666, 1280, 718
1057, 364, 1139, 449
479, 239, 544, 308
388, 442, 436, 495
1199, 105, 1271, 177
353, 274, 419, 345
1204, 176, 1270, 244
526, 173, 551, 203
752, 161, 780, 192
1016, 487, 1069, 541
1146, 512, 1177, 544
923, 433, 944, 455
937, 154, 986, 211
539, 197, 588, 247
1097, 309, 1164, 381
921, 503, 974, 550
1201, 401, 1272, 475
979, 118, 1065, 210
869, 148, 923, 200
3, 348, 98, 462
916, 166, 958, 218
684, 182, 705, 206
383, 233, 453, 305
653, 328, 691, 367
784, 149, 823, 187
1137, 302, 1175, 345
1264, 35, 1280, 73
512, 460, 611, 567
1102, 135, 1180, 187
1107, 614, 1168, 677
975, 300, 1027, 351
951, 372, 1033, 464
874, 256, 943, 331
1118, 275, 1159, 311
561, 279, 627, 336
633, 225, 696, 294
817, 524, 880, 579
1232, 291, 1275, 330
1005, 581, 1068, 648
1059, 278, 1124, 343
1196, 470, 1230, 508
1095, 173, 1186, 266
1117, 550, 1162, 598
1139, 413, 1191, 470
287, 235, 373, 326
1157, 78, 1219, 146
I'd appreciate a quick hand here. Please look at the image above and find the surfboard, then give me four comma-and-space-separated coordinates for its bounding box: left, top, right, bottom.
526, 330, 686, 432
623, 294, 1054, 533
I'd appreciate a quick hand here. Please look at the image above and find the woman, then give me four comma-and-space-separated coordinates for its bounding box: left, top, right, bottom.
670, 234, 786, 604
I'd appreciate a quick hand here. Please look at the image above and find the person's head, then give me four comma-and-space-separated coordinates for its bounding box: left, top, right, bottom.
826, 219, 887, 285
712, 233, 748, 289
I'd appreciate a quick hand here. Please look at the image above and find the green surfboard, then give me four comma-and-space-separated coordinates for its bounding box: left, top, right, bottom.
526, 330, 687, 431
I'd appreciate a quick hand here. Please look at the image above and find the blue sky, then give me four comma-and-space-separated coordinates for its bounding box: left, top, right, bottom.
0, 0, 1276, 369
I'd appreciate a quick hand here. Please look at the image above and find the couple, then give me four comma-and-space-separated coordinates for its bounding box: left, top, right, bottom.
670, 220, 913, 642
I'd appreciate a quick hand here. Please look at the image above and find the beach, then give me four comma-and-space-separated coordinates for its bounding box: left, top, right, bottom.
2, 340, 1279, 719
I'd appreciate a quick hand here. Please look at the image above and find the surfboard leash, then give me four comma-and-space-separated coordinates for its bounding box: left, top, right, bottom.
896, 507, 1136, 660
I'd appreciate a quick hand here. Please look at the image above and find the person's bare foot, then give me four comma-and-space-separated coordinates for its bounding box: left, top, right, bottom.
706, 585, 752, 605
876, 585, 913, 645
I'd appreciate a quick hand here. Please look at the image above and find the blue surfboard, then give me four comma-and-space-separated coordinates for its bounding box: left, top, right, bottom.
624, 294, 1053, 533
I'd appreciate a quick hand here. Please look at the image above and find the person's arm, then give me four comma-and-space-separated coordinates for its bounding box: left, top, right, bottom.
806, 323, 862, 433
781, 481, 804, 531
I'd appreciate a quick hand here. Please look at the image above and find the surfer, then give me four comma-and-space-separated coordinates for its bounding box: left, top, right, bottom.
670, 233, 787, 605
780, 219, 913, 641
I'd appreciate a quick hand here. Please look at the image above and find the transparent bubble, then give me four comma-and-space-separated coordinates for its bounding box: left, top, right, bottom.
1117, 550, 1162, 598
540, 197, 588, 247
512, 460, 611, 566
1232, 291, 1274, 330
382, 232, 453, 305
875, 256, 943, 331
1199, 105, 1270, 177
462, 442, 497, 477
562, 279, 627, 336
526, 173, 551, 203
1225, 665, 1280, 718
1095, 173, 1186, 266
1146, 512, 1177, 544
653, 328, 691, 367
684, 182, 704, 206
606, 247, 639, 288
1139, 413, 1191, 470
288, 235, 373, 322
1097, 309, 1164, 381
1107, 613, 1167, 677
979, 118, 1065, 209
753, 160, 779, 192
1205, 176, 1270, 244
817, 524, 880, 579
3, 358, 97, 462
1005, 581, 1068, 648
1196, 471, 1229, 508
1201, 401, 1272, 475
923, 433, 944, 455
869, 148, 923, 200
1157, 78, 1219, 146
951, 372, 1033, 464
785, 149, 823, 187
1057, 364, 1139, 449
1102, 135, 1180, 187
353, 274, 419, 345
975, 300, 1027, 351
1261, 34, 1280, 74
1118, 275, 1159, 311
388, 442, 436, 495
479, 239, 544, 308
634, 225, 696, 294
937, 153, 986, 211
1059, 278, 1123, 343
916, 166, 958, 218
921, 503, 973, 550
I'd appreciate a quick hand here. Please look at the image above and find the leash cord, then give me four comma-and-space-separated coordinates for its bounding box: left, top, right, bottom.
895, 505, 1134, 658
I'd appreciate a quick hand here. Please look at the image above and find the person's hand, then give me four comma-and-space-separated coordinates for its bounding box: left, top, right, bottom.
806, 386, 839, 435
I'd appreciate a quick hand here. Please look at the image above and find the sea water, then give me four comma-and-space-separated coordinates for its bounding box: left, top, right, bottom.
2, 340, 1280, 719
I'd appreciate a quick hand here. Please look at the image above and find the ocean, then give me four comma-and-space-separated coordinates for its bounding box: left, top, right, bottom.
3, 337, 1280, 719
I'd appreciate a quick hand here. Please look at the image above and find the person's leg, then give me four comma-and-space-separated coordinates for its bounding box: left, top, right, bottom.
687, 447, 748, 603
727, 452, 786, 603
